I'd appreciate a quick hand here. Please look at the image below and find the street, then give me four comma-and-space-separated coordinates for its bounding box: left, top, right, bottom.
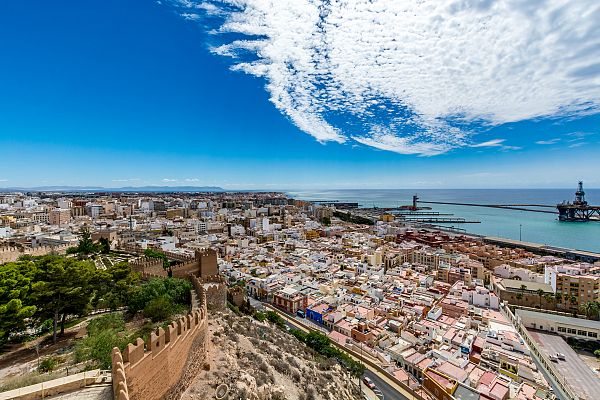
364, 369, 408, 400
257, 300, 410, 400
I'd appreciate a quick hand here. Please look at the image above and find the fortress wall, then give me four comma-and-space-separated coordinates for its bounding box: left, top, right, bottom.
0, 244, 69, 263
130, 257, 167, 277
171, 260, 199, 278
194, 275, 227, 311
163, 250, 194, 262
112, 281, 209, 400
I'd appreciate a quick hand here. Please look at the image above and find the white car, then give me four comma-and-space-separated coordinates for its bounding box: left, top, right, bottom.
556, 353, 566, 360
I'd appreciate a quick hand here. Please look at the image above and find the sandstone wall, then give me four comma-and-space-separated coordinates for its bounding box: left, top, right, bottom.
0, 244, 70, 264
130, 258, 167, 277
112, 284, 209, 400
194, 275, 227, 311
171, 260, 200, 278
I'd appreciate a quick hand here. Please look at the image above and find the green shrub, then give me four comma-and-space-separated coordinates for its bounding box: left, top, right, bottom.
254, 311, 267, 322
38, 357, 58, 373
143, 296, 173, 322
127, 278, 191, 316
87, 314, 125, 335
74, 314, 128, 369
266, 311, 285, 328
228, 302, 241, 315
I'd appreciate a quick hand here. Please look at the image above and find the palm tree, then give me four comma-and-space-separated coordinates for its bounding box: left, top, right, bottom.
554, 292, 563, 309
536, 289, 545, 309
520, 284, 527, 293
516, 292, 523, 301
544, 293, 555, 310
513, 284, 526, 304
570, 295, 578, 311
580, 302, 600, 320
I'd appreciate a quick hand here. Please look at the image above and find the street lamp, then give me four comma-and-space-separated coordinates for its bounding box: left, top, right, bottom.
519, 224, 522, 241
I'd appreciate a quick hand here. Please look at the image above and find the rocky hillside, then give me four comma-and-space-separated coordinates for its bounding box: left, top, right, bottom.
182, 311, 362, 400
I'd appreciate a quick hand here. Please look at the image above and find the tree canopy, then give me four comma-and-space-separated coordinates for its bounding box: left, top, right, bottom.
0, 255, 139, 345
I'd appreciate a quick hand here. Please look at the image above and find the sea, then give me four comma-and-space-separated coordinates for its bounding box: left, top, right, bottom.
286, 189, 600, 254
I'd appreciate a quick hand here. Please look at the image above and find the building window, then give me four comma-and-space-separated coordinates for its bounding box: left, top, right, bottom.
588, 332, 598, 338
578, 330, 587, 336
567, 328, 577, 334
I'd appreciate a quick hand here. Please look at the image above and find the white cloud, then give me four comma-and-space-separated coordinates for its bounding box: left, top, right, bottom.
178, 0, 600, 155
470, 139, 505, 148
535, 138, 560, 145
0, 179, 7, 182
180, 12, 200, 20
112, 178, 141, 182
162, 178, 179, 182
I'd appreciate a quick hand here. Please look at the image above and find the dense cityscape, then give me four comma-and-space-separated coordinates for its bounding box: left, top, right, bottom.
3, 0, 600, 399
1, 191, 599, 400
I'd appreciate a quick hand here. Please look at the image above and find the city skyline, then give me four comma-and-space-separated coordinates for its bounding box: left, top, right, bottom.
1, 0, 600, 189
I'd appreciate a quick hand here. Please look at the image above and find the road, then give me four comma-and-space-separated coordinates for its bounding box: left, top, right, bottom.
364, 369, 408, 400
260, 302, 410, 400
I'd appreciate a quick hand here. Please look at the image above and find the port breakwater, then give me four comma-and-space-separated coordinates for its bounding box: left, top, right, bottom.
418, 201, 557, 214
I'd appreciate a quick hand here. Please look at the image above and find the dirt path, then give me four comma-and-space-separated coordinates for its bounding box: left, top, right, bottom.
0, 317, 91, 379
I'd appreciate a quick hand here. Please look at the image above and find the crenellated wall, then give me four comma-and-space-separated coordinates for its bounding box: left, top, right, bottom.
130, 257, 167, 277
192, 274, 227, 311
171, 260, 200, 278
112, 280, 210, 400
0, 244, 70, 263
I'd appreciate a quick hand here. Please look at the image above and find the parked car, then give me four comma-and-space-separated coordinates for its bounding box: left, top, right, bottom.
296, 310, 305, 318
362, 377, 376, 390
549, 355, 559, 362
556, 353, 566, 360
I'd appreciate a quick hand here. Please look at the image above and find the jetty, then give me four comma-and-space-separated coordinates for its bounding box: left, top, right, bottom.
417, 201, 557, 214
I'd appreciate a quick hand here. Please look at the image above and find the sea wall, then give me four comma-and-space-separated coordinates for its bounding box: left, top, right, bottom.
111, 282, 209, 400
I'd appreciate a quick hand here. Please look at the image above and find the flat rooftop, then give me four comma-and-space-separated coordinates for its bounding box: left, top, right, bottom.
527, 329, 600, 400
517, 308, 600, 331
498, 279, 553, 293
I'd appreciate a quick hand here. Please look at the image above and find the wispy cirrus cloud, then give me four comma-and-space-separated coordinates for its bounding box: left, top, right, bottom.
112, 178, 141, 183
536, 138, 561, 145
470, 139, 505, 148
172, 0, 600, 156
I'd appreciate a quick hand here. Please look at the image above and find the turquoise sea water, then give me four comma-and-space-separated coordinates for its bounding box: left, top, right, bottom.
287, 189, 600, 253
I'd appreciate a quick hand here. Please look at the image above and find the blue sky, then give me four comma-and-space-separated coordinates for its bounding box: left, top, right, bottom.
0, 0, 599, 189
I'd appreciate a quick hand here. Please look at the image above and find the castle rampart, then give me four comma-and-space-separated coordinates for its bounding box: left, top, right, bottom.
0, 244, 70, 263
192, 274, 227, 311
130, 257, 167, 277
111, 278, 210, 400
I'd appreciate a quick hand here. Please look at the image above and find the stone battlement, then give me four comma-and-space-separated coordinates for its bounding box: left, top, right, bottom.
171, 260, 200, 278
130, 257, 167, 277
192, 274, 227, 311
112, 278, 210, 400
121, 246, 219, 279
0, 244, 70, 263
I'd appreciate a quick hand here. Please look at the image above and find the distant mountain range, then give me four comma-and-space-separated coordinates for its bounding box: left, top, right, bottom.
0, 185, 226, 193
